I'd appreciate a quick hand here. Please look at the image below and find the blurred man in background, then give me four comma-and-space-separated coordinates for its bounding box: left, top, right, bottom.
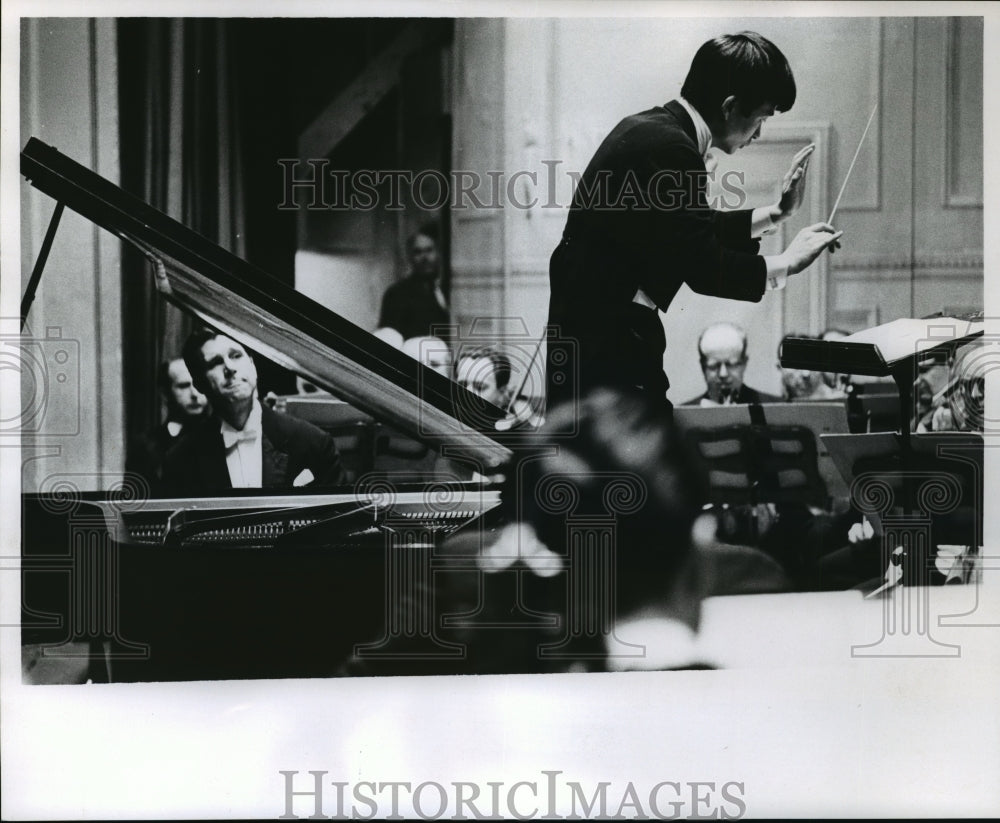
378, 230, 451, 343
127, 357, 208, 487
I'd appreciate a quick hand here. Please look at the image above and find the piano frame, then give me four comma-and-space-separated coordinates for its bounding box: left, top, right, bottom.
18, 137, 529, 682
20, 137, 514, 472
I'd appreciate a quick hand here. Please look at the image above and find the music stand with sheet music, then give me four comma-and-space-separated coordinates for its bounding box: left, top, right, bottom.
673, 402, 852, 505
822, 431, 983, 587
673, 403, 852, 554
780, 315, 984, 586
779, 314, 983, 453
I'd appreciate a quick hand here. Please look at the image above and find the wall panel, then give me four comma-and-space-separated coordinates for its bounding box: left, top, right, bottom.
450, 16, 983, 404
17, 18, 122, 492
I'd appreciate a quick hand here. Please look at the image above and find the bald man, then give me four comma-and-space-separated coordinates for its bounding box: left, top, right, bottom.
680, 321, 780, 406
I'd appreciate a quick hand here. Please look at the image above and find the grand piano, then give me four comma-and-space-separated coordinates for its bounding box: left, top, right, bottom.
20, 137, 988, 684
19, 138, 568, 682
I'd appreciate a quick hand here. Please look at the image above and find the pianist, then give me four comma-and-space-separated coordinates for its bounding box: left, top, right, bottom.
159, 328, 346, 495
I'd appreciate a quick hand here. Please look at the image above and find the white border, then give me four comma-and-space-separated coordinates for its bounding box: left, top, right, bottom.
2, 2, 998, 819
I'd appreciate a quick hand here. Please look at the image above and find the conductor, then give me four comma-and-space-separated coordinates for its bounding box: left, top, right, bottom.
546, 31, 842, 414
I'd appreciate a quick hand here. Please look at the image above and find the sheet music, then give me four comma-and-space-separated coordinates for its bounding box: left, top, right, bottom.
844, 316, 984, 366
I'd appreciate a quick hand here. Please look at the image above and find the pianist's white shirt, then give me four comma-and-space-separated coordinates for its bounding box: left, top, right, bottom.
220, 398, 263, 488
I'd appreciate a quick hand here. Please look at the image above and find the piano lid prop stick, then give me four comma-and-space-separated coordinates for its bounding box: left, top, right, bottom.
119, 231, 173, 295
828, 102, 878, 224
20, 201, 65, 331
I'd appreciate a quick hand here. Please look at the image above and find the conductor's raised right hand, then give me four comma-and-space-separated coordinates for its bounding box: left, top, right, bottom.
781, 223, 844, 275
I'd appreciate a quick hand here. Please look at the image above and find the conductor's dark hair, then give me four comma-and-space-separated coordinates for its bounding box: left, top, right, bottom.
511, 389, 706, 621
681, 31, 796, 118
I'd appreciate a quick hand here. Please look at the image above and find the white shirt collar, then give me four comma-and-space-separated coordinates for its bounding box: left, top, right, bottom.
219, 398, 263, 488
166, 419, 184, 438
676, 97, 713, 160
220, 397, 262, 448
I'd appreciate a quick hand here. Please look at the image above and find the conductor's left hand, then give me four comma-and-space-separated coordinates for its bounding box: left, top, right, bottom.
776, 143, 815, 220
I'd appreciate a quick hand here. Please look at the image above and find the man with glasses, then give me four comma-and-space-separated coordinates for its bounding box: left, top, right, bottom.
681, 322, 779, 406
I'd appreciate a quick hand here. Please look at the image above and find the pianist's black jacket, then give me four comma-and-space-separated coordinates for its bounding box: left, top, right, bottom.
158, 404, 346, 496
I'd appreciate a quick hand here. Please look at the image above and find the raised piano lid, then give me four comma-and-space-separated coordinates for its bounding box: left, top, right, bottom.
779, 313, 984, 376
19, 137, 513, 472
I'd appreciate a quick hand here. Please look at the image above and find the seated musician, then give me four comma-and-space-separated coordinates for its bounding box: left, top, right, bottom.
159, 328, 346, 495
127, 357, 209, 487
455, 344, 544, 432
401, 334, 453, 377
916, 340, 985, 433
912, 354, 951, 432
776, 333, 847, 401
680, 322, 780, 406
455, 345, 513, 408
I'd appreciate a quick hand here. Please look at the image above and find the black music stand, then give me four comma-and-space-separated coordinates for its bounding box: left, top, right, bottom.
674, 405, 848, 549
823, 431, 983, 587
780, 314, 984, 454
782, 318, 985, 587
781, 315, 983, 585
674, 402, 851, 505
848, 384, 900, 433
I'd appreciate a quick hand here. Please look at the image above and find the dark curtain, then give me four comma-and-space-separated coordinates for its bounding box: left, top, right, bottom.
118, 18, 246, 450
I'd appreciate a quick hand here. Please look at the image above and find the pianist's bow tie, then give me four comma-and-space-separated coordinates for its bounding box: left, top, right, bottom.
222, 426, 259, 449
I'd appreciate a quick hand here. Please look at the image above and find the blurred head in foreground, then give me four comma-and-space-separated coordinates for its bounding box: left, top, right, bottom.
480, 389, 712, 671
